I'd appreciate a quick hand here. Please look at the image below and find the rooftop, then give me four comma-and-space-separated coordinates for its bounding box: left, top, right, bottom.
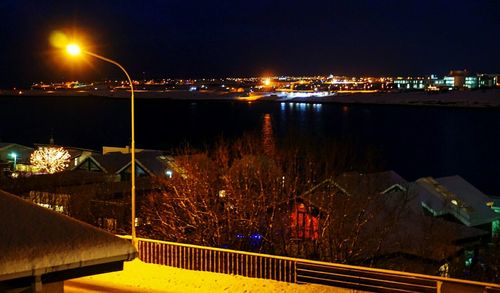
0, 189, 136, 289
416, 175, 500, 227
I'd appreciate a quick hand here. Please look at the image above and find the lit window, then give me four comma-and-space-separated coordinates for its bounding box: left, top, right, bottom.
493, 220, 500, 238
290, 203, 319, 240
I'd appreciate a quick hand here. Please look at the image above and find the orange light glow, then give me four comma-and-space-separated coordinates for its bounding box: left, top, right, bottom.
66, 43, 82, 56
49, 30, 69, 48
237, 95, 262, 101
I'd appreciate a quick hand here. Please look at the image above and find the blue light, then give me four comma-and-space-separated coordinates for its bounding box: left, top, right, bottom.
250, 233, 263, 240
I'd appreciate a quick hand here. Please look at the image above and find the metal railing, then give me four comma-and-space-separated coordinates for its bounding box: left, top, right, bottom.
133, 236, 295, 283
121, 236, 500, 292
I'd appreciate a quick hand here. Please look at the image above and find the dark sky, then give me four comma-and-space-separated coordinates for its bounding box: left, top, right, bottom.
1, 0, 499, 87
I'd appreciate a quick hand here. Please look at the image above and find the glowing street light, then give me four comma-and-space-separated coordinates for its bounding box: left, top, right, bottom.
65, 43, 137, 248
66, 44, 81, 56
10, 152, 17, 171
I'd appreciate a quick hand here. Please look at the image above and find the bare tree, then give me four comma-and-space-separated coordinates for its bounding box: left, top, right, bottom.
140, 151, 224, 246
139, 133, 378, 254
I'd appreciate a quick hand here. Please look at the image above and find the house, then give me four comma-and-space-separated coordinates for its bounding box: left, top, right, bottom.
17, 147, 172, 234
0, 189, 136, 292
73, 150, 174, 181
69, 149, 175, 232
415, 176, 500, 235
0, 142, 34, 173
294, 171, 488, 275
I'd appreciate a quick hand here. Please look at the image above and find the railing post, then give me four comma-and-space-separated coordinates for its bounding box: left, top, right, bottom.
293, 261, 297, 283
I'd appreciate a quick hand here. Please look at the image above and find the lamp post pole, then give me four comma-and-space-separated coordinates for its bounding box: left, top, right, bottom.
81, 50, 137, 248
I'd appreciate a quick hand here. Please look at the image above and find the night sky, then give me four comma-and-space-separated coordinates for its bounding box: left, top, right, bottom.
1, 0, 499, 87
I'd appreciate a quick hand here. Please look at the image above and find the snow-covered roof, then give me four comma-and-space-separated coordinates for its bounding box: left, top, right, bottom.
75, 151, 171, 177
416, 176, 500, 227
299, 171, 487, 262
135, 151, 173, 177
0, 189, 136, 281
335, 170, 409, 195
0, 142, 32, 150
371, 192, 487, 261
0, 143, 34, 163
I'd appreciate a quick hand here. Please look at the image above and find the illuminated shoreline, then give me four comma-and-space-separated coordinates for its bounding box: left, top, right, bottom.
1, 88, 500, 109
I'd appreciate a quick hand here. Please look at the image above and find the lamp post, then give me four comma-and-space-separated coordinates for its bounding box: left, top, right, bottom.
66, 44, 137, 248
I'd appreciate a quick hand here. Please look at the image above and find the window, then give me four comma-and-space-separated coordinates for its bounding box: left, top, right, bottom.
493, 220, 500, 238
120, 164, 148, 181
77, 159, 102, 172
290, 203, 319, 240
98, 217, 118, 232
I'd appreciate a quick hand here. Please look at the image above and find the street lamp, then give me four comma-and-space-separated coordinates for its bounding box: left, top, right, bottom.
65, 43, 137, 248
10, 152, 17, 171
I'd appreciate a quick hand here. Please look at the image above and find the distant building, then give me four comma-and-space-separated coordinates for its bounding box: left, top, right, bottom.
393, 76, 434, 90
448, 70, 467, 88
478, 74, 500, 88
395, 71, 499, 91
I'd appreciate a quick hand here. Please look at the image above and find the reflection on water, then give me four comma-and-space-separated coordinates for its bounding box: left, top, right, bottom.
0, 97, 499, 195
280, 102, 322, 113
262, 114, 275, 156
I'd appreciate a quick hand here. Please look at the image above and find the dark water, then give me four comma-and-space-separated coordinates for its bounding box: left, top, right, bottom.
2, 96, 500, 195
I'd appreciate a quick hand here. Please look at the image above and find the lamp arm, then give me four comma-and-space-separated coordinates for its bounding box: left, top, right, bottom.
84, 50, 137, 247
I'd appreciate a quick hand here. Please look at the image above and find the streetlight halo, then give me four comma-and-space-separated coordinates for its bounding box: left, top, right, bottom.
66, 43, 81, 56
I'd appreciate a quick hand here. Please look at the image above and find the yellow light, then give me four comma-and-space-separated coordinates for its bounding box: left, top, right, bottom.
66, 43, 81, 56
49, 30, 68, 48
263, 78, 271, 86
30, 147, 70, 174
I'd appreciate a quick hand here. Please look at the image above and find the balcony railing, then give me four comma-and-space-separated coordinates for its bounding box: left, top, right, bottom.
134, 236, 295, 283
121, 236, 500, 293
